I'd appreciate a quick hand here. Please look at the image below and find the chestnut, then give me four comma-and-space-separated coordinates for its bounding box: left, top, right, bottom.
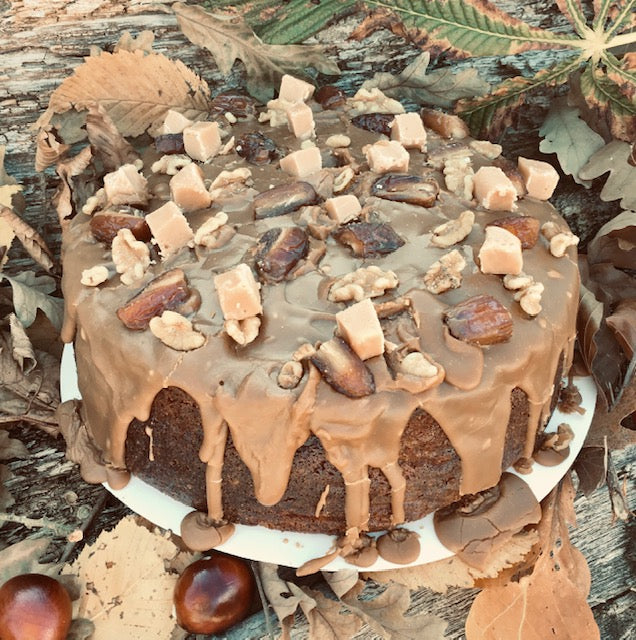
0, 573, 72, 640
174, 553, 255, 634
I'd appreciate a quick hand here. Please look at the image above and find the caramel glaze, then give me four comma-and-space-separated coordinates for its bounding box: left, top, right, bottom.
60, 107, 579, 544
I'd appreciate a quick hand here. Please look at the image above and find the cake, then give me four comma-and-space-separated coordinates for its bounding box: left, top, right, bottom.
57, 74, 580, 569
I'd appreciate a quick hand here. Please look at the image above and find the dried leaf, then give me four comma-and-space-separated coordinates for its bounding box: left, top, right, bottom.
0, 146, 17, 187
572, 445, 606, 496
0, 272, 63, 331
538, 99, 605, 185
0, 428, 30, 461
35, 50, 211, 152
0, 539, 59, 584
586, 209, 636, 271
258, 562, 318, 624
301, 588, 363, 640
0, 464, 14, 510
0, 212, 16, 270
364, 529, 539, 594
341, 581, 448, 640
322, 569, 360, 598
465, 478, 600, 640
606, 447, 631, 521
606, 299, 636, 360
173, 3, 339, 103
361, 51, 489, 108
53, 146, 93, 223
0, 206, 56, 273
85, 103, 140, 172
579, 141, 636, 211
63, 516, 180, 640
8, 312, 36, 374
35, 127, 70, 173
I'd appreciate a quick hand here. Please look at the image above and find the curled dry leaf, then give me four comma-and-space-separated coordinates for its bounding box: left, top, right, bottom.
0, 206, 56, 273
465, 477, 599, 640
586, 209, 636, 271
35, 50, 211, 155
35, 127, 70, 172
606, 299, 636, 360
53, 146, 93, 223
8, 312, 36, 374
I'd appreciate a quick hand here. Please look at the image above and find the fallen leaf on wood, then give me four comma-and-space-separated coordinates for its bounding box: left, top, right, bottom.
52, 146, 93, 223
35, 127, 70, 173
8, 312, 37, 374
363, 528, 539, 594
300, 587, 363, 640
586, 209, 636, 271
341, 580, 448, 640
606, 299, 636, 361
173, 3, 339, 103
578, 141, 636, 211
538, 99, 605, 185
572, 445, 606, 496
63, 516, 180, 640
0, 538, 59, 584
322, 568, 360, 598
360, 51, 489, 108
35, 49, 212, 153
465, 477, 599, 640
0, 272, 63, 331
0, 428, 30, 461
85, 104, 140, 172
606, 448, 632, 521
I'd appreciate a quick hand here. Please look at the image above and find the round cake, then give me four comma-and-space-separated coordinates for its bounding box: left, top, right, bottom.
58, 74, 580, 566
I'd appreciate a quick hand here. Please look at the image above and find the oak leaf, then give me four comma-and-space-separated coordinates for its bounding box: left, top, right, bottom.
35, 49, 211, 152
300, 588, 363, 640
62, 516, 180, 640
173, 3, 339, 103
465, 478, 599, 640
586, 209, 636, 272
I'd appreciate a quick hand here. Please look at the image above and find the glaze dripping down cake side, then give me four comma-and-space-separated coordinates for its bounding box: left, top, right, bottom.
58, 73, 580, 563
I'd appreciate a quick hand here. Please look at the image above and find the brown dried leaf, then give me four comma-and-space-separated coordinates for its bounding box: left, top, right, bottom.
62, 516, 180, 640
606, 299, 636, 360
578, 141, 636, 211
85, 103, 140, 172
35, 50, 211, 151
322, 569, 360, 598
35, 127, 70, 172
0, 206, 56, 273
0, 538, 60, 584
0, 464, 13, 510
341, 581, 448, 640
300, 587, 363, 640
173, 3, 339, 103
258, 562, 318, 624
363, 529, 539, 594
572, 445, 606, 496
8, 312, 36, 374
587, 209, 636, 271
0, 428, 30, 461
53, 146, 93, 223
465, 478, 599, 640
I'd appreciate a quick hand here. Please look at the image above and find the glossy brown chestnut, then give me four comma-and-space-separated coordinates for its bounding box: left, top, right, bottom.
0, 573, 72, 640
173, 553, 255, 634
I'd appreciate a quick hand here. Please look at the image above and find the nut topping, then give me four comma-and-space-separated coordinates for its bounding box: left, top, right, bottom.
334, 222, 404, 257
310, 337, 376, 398
111, 228, 150, 285
424, 249, 466, 294
277, 360, 304, 389
254, 226, 309, 283
541, 222, 579, 257
371, 173, 439, 207
194, 212, 232, 248
503, 272, 544, 316
328, 266, 399, 303
225, 316, 261, 345
253, 182, 319, 219
444, 294, 513, 345
430, 210, 475, 248
333, 166, 356, 194
488, 215, 540, 249
149, 310, 206, 351
235, 131, 281, 165
81, 265, 109, 287
90, 210, 151, 245
420, 108, 470, 139
117, 268, 196, 330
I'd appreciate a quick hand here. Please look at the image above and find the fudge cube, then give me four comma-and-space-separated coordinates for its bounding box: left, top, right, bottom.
365, 140, 410, 173
325, 194, 362, 224
214, 263, 262, 321
473, 166, 517, 211
478, 225, 523, 275
183, 121, 222, 162
336, 298, 384, 360
279, 74, 315, 103
279, 146, 322, 178
146, 201, 194, 258
103, 163, 148, 206
169, 163, 212, 212
159, 109, 193, 135
518, 157, 559, 200
286, 102, 315, 140
391, 112, 427, 151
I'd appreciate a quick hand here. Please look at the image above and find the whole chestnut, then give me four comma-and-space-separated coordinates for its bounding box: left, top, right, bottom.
0, 573, 72, 640
174, 553, 255, 634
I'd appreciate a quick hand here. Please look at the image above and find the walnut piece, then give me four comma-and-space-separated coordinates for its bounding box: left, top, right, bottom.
333, 166, 356, 194
325, 134, 351, 149
503, 272, 534, 291
277, 360, 304, 389
443, 154, 474, 200
328, 266, 399, 303
81, 265, 109, 287
209, 167, 252, 190
503, 272, 544, 316
293, 342, 316, 361
149, 310, 206, 351
82, 188, 107, 215
469, 140, 502, 159
400, 351, 439, 378
541, 222, 580, 257
431, 209, 475, 248
225, 316, 261, 345
424, 249, 466, 294
348, 88, 405, 115
111, 228, 150, 285
194, 212, 231, 247
151, 154, 192, 175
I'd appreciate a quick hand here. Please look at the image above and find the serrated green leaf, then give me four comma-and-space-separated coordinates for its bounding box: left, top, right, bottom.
174, 3, 340, 102
366, 0, 579, 57
602, 50, 636, 97
457, 54, 584, 137
538, 99, 605, 185
555, 0, 590, 39
605, 0, 636, 39
581, 62, 636, 140
1, 272, 63, 331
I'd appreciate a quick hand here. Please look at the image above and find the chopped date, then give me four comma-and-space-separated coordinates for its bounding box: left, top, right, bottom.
314, 85, 346, 110
255, 227, 309, 283
334, 222, 404, 257
351, 113, 395, 137
155, 133, 185, 155
371, 173, 439, 207
235, 132, 281, 165
210, 92, 258, 119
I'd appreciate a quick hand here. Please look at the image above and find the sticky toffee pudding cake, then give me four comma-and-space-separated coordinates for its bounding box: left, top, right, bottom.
58, 73, 580, 569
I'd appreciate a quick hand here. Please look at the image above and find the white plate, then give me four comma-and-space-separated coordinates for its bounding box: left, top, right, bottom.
61, 343, 596, 571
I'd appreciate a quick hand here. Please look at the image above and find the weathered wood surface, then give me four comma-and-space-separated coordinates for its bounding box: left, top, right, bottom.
1, 1, 634, 638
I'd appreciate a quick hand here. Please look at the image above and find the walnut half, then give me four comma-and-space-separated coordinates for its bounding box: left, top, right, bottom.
149, 310, 206, 351
424, 249, 466, 294
111, 228, 150, 285
430, 210, 475, 248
